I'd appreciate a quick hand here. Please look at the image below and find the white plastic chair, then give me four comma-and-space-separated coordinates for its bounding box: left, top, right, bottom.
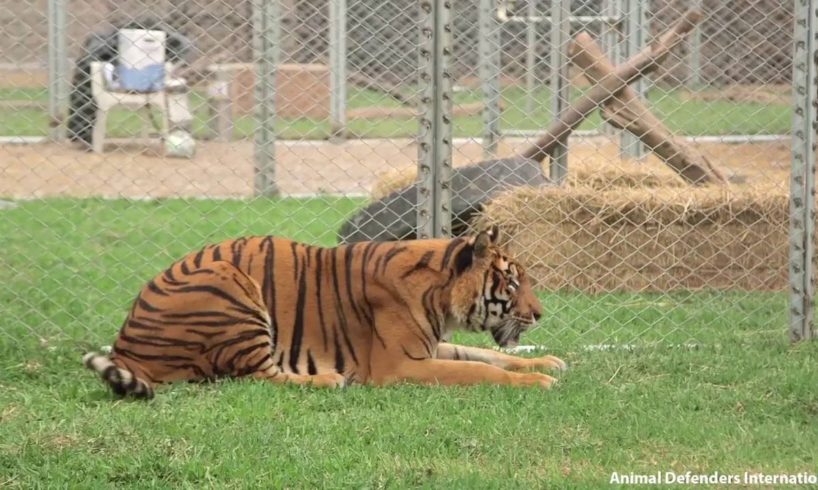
89, 60, 171, 153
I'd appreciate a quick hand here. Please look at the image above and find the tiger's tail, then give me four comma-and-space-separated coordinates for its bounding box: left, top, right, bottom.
82, 352, 154, 399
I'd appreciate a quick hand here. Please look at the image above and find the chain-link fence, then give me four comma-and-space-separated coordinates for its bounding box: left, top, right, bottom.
0, 0, 814, 353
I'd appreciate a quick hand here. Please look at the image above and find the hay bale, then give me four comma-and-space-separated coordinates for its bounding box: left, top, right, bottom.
371, 156, 685, 199
473, 184, 795, 292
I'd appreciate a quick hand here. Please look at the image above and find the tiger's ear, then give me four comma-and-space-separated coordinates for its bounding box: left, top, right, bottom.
474, 226, 500, 258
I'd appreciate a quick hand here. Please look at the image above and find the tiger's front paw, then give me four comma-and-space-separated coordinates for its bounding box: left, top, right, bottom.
530, 355, 567, 372
517, 372, 557, 389
510, 355, 567, 372
312, 373, 347, 389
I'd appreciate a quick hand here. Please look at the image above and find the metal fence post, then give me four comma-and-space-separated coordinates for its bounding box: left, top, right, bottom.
620, 0, 647, 159
549, 0, 570, 184
253, 0, 279, 197
329, 0, 347, 139
479, 0, 501, 159
418, 0, 453, 239
688, 0, 703, 88
47, 0, 68, 142
789, 0, 818, 343
525, 0, 538, 114
602, 0, 622, 137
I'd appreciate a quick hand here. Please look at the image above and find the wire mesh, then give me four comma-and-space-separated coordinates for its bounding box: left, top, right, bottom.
0, 0, 810, 352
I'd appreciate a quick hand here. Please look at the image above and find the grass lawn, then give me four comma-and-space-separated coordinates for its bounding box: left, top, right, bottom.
0, 85, 792, 139
1, 198, 816, 487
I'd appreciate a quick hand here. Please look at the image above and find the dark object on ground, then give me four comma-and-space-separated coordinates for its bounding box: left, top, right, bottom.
339, 9, 707, 244
67, 18, 192, 146
338, 158, 551, 243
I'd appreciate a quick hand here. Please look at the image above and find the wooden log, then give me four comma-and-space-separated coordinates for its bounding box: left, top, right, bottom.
571, 32, 728, 185
520, 9, 703, 164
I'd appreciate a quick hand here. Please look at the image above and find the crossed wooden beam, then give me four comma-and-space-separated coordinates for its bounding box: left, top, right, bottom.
519, 9, 727, 186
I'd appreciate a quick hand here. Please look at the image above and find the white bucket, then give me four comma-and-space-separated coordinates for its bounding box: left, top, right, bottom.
117, 29, 166, 92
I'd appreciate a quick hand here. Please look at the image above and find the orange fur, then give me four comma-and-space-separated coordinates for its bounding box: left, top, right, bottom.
83, 229, 565, 398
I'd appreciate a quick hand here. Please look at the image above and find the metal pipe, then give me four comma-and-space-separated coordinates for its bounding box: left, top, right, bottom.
252, 0, 279, 196
549, 0, 570, 184
788, 0, 818, 342
329, 0, 347, 139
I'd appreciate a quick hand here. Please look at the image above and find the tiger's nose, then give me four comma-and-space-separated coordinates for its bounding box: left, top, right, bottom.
532, 310, 542, 321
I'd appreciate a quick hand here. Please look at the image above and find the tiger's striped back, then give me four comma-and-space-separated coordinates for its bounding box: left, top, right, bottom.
83, 230, 545, 398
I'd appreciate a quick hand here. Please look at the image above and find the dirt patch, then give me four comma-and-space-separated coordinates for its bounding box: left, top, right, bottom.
0, 69, 47, 89
680, 84, 791, 106
348, 101, 494, 121
0, 137, 791, 199
371, 138, 791, 199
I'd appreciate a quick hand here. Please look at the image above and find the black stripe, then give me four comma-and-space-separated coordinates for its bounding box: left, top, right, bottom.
401, 251, 435, 278
244, 352, 273, 375
155, 316, 266, 329
289, 246, 308, 373
343, 244, 367, 327
330, 247, 359, 365
163, 266, 184, 285
193, 248, 205, 269
102, 365, 120, 382
125, 319, 163, 331
307, 350, 317, 375
342, 244, 377, 348
441, 237, 466, 270
185, 268, 215, 276
410, 326, 434, 357
220, 334, 270, 359
291, 241, 300, 282
168, 285, 263, 317
184, 328, 223, 339
246, 253, 255, 279
212, 245, 222, 262
401, 346, 426, 361
422, 288, 441, 341
333, 330, 345, 374
452, 242, 474, 275
180, 261, 191, 275
314, 247, 329, 352
223, 306, 269, 329
162, 310, 234, 319
381, 245, 408, 274
231, 238, 246, 268
224, 340, 270, 374
146, 280, 169, 297
229, 271, 260, 305
136, 297, 162, 313
490, 270, 503, 296
260, 237, 278, 348
360, 242, 383, 347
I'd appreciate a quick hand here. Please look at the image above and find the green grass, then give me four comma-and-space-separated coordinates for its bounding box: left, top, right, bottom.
1, 85, 792, 139
1, 198, 817, 487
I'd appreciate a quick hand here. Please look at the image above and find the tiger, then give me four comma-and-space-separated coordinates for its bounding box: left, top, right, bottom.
82, 226, 566, 399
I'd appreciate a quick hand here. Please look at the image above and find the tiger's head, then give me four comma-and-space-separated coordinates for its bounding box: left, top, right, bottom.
450, 226, 543, 347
